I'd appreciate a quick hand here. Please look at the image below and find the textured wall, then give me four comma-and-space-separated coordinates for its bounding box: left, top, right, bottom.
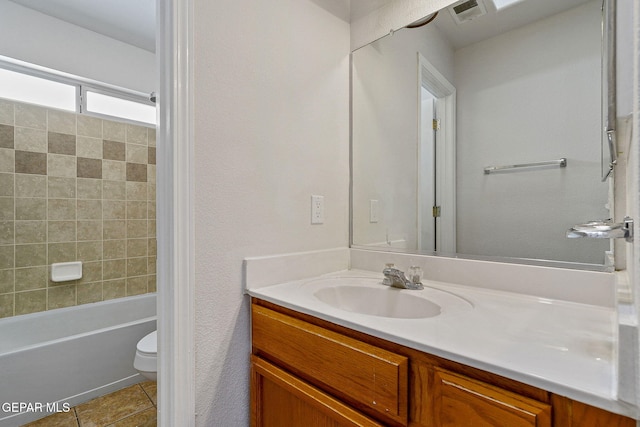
0, 98, 156, 318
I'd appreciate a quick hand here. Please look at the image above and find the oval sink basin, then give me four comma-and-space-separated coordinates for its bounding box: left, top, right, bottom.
314, 285, 441, 319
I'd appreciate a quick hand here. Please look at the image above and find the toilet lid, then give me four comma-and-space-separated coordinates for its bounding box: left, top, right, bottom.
137, 330, 157, 355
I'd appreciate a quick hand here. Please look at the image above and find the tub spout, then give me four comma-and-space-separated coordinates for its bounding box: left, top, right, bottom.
566, 217, 633, 242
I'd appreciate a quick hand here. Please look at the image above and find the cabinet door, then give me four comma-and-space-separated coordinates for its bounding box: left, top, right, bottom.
251, 356, 385, 427
432, 368, 551, 427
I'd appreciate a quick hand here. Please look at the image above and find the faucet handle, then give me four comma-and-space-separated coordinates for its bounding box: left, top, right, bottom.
407, 266, 423, 284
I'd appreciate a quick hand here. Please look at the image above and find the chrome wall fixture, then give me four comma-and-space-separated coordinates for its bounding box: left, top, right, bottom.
566, 217, 633, 242
602, 0, 617, 181
483, 158, 567, 175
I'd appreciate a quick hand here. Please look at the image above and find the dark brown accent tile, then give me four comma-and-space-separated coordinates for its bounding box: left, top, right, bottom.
0, 124, 14, 149
103, 140, 126, 161
77, 157, 102, 179
148, 147, 156, 165
48, 132, 76, 155
126, 163, 147, 182
15, 151, 46, 175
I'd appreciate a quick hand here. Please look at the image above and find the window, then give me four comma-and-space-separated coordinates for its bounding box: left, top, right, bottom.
0, 59, 156, 126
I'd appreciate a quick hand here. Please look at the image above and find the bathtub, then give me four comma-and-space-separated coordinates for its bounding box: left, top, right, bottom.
0, 293, 156, 427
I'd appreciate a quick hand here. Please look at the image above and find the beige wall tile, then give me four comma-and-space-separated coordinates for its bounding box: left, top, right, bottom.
126, 124, 148, 145
0, 148, 15, 173
48, 284, 76, 310
126, 257, 147, 277
103, 259, 126, 280
103, 140, 125, 161
0, 100, 14, 125
77, 199, 102, 220
48, 221, 76, 242
127, 220, 147, 239
126, 144, 148, 164
48, 242, 76, 264
148, 220, 156, 238
77, 220, 102, 241
103, 121, 126, 142
0, 268, 14, 293
0, 197, 14, 221
148, 256, 157, 275
16, 198, 46, 220
78, 241, 103, 262
0, 245, 14, 269
15, 150, 47, 175
103, 200, 125, 220
77, 282, 102, 305
148, 275, 156, 292
15, 127, 47, 153
16, 174, 46, 197
126, 182, 146, 201
48, 109, 76, 134
0, 293, 13, 318
15, 266, 47, 292
104, 220, 126, 240
102, 160, 126, 181
103, 279, 126, 300
148, 128, 156, 147
77, 115, 102, 138
127, 239, 147, 258
127, 201, 147, 219
147, 164, 156, 184
77, 136, 103, 159
103, 240, 126, 260
127, 276, 147, 295
15, 244, 46, 268
103, 180, 126, 200
15, 104, 46, 130
48, 199, 76, 220
77, 178, 102, 199
15, 289, 46, 315
148, 238, 157, 256
0, 124, 14, 149
0, 173, 14, 196
48, 153, 77, 178
148, 147, 156, 165
78, 260, 102, 284
48, 177, 76, 199
15, 221, 46, 244
0, 221, 13, 244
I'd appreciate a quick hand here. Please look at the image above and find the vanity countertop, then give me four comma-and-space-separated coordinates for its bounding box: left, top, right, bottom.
246, 269, 636, 418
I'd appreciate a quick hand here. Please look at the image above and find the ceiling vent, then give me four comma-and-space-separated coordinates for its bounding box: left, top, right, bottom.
448, 0, 487, 24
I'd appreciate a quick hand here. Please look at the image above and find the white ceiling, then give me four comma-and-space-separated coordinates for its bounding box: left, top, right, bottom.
8, 0, 156, 52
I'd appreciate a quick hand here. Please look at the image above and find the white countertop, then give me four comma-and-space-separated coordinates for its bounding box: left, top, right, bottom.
247, 269, 638, 419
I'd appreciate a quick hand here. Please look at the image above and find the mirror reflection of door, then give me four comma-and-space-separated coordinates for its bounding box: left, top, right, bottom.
419, 89, 436, 251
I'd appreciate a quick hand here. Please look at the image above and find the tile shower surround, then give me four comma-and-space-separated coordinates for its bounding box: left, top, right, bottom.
0, 98, 156, 318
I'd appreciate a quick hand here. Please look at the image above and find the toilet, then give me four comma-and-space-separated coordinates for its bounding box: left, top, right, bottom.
134, 330, 157, 381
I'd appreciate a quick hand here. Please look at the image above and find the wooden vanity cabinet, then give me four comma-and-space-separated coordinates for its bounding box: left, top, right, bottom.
251, 299, 635, 427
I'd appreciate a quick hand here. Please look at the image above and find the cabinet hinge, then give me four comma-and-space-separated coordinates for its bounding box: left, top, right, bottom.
432, 119, 441, 131
432, 206, 441, 218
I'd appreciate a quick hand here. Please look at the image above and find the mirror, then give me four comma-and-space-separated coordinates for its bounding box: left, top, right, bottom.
351, 0, 611, 269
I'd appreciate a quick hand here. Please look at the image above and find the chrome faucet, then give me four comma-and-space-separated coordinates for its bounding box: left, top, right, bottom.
382, 267, 424, 290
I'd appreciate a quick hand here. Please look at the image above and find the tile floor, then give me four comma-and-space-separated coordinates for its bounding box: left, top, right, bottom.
21, 381, 157, 427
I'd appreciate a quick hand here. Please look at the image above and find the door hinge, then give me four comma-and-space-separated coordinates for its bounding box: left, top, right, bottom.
432, 119, 441, 131
432, 206, 441, 218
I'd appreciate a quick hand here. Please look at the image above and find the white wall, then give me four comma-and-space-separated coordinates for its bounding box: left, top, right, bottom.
0, 0, 155, 93
352, 24, 454, 249
192, 0, 349, 424
455, 0, 610, 264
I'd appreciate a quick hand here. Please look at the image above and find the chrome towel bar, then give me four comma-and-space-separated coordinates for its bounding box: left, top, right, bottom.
484, 158, 567, 175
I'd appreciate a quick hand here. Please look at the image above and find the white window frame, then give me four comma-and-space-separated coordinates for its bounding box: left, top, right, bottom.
0, 57, 155, 127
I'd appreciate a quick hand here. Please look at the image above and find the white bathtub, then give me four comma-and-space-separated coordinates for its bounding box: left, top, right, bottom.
0, 294, 156, 427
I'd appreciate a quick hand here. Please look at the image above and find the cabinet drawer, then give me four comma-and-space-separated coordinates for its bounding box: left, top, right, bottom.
252, 304, 408, 426
432, 368, 551, 427
251, 356, 385, 427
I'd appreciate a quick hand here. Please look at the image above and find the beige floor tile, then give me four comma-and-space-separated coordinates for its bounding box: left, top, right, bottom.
21, 409, 79, 427
76, 385, 153, 427
105, 408, 156, 427
139, 381, 157, 406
